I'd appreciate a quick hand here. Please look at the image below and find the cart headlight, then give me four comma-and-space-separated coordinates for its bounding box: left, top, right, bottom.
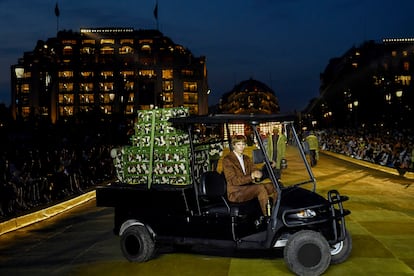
296, 209, 316, 218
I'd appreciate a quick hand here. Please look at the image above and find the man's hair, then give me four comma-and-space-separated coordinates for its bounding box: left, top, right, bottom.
231, 135, 246, 145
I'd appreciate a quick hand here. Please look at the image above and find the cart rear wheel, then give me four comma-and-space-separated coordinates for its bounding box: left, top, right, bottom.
120, 225, 155, 262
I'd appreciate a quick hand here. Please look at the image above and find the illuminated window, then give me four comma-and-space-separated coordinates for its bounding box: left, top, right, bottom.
81, 47, 95, 54
17, 83, 30, 94
163, 92, 173, 103
162, 80, 173, 91
101, 105, 113, 114
99, 82, 114, 91
128, 92, 134, 102
181, 69, 194, 76
226, 124, 245, 138
82, 39, 95, 44
396, 75, 411, 86
120, 39, 134, 44
184, 92, 198, 103
352, 63, 358, 68
59, 106, 74, 116
59, 83, 73, 92
80, 83, 93, 92
124, 82, 134, 91
99, 93, 114, 103
139, 70, 155, 77
141, 44, 151, 51
404, 61, 410, 71
121, 71, 134, 77
126, 105, 134, 114
81, 72, 94, 77
63, 46, 73, 55
59, 71, 74, 78
184, 82, 197, 91
100, 39, 115, 44
100, 46, 114, 54
119, 46, 134, 54
22, 107, 31, 118
392, 51, 397, 57
79, 94, 94, 104
162, 69, 173, 79
139, 39, 153, 44
101, 71, 114, 78
403, 51, 408, 56
59, 94, 74, 104
62, 40, 77, 45
79, 106, 93, 112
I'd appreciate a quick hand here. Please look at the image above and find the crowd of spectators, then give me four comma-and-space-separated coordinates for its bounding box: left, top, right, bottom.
0, 120, 122, 221
317, 127, 414, 175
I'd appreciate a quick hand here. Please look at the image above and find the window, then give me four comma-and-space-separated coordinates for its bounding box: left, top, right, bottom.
81, 72, 94, 77
162, 80, 173, 91
141, 44, 151, 51
79, 94, 94, 104
59, 71, 74, 78
162, 69, 173, 79
127, 92, 134, 103
124, 82, 134, 91
125, 105, 134, 115
100, 39, 115, 44
120, 39, 134, 44
59, 94, 74, 104
139, 70, 155, 77
404, 61, 410, 71
62, 40, 77, 45
59, 106, 74, 116
100, 82, 114, 92
184, 82, 197, 92
59, 83, 73, 92
81, 47, 95, 54
80, 83, 93, 92
181, 69, 194, 76
120, 46, 134, 54
139, 39, 153, 44
82, 39, 95, 45
63, 46, 73, 55
100, 46, 114, 54
184, 92, 198, 103
101, 71, 114, 78
99, 93, 114, 104
121, 71, 134, 77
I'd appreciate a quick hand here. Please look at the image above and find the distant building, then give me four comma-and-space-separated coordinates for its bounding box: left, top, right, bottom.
219, 78, 280, 114
11, 28, 209, 123
304, 38, 414, 129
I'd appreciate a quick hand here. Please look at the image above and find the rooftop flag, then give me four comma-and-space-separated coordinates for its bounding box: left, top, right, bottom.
153, 2, 158, 20
55, 3, 60, 17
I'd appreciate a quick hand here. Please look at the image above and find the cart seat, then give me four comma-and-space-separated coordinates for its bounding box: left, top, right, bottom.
199, 171, 261, 217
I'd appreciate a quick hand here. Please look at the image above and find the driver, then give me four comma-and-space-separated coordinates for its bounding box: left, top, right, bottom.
222, 135, 277, 216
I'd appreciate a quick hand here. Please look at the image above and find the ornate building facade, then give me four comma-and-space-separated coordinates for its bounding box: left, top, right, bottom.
219, 78, 280, 115
11, 28, 209, 123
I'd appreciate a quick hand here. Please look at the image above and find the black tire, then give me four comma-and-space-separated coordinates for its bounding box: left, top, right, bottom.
330, 230, 352, 264
120, 225, 155, 262
284, 230, 331, 276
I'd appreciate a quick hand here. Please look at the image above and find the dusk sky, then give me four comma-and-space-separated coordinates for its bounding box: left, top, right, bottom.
1, 0, 413, 112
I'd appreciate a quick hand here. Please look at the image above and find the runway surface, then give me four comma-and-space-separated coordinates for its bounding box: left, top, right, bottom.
0, 152, 413, 275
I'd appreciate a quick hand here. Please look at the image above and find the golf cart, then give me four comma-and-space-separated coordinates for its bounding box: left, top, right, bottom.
96, 108, 351, 275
